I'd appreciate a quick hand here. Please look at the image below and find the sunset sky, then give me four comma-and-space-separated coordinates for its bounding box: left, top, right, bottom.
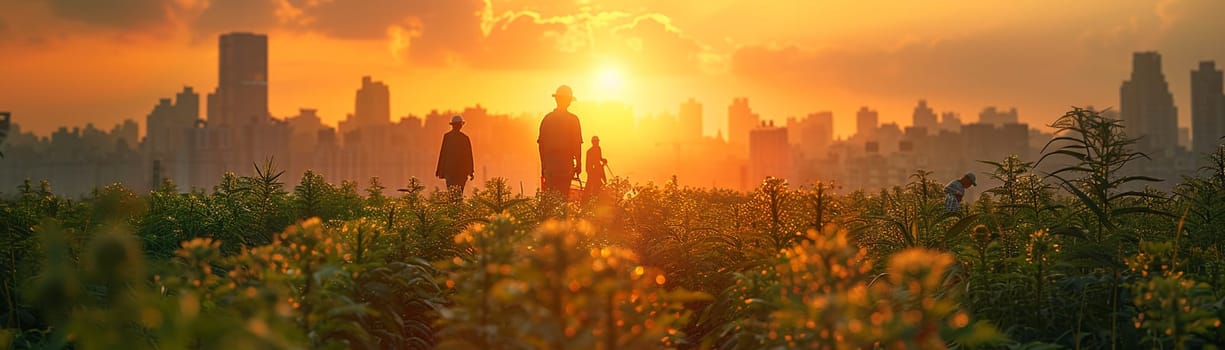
3, 0, 1225, 139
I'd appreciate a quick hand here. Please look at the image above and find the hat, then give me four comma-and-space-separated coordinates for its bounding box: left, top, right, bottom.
964, 172, 977, 186
552, 85, 575, 100
450, 115, 464, 124
591, 135, 600, 142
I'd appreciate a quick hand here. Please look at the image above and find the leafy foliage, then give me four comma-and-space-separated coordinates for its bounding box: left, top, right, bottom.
3, 107, 1225, 349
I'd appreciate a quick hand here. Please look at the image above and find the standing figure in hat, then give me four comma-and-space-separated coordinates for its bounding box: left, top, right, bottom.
537, 85, 583, 197
585, 135, 607, 197
436, 115, 474, 195
944, 172, 977, 212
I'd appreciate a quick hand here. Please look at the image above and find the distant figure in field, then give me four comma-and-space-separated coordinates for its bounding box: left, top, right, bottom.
585, 136, 607, 197
944, 172, 977, 212
538, 85, 583, 197
435, 115, 474, 195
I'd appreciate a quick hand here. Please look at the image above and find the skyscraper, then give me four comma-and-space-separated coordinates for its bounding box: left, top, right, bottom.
807, 111, 834, 152
978, 106, 1019, 126
727, 97, 758, 146
940, 112, 962, 132
1192, 60, 1224, 156
856, 106, 879, 140
207, 32, 269, 127
197, 32, 285, 187
680, 98, 703, 141
1121, 51, 1179, 153
355, 76, 391, 128
146, 86, 199, 157
749, 121, 790, 184
176, 87, 200, 124
912, 100, 937, 134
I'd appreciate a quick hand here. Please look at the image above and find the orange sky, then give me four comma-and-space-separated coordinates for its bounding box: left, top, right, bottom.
3, 0, 1225, 139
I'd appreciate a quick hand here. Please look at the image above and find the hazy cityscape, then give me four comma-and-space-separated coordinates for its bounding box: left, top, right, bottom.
1, 32, 1223, 196
7, 2, 1225, 348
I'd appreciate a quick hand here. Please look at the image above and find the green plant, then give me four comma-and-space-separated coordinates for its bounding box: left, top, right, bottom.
1038, 107, 1173, 349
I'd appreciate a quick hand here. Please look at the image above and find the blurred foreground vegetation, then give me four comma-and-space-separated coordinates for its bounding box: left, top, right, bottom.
1, 108, 1223, 349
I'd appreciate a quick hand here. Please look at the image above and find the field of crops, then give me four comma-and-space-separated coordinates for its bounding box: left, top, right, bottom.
1, 109, 1223, 349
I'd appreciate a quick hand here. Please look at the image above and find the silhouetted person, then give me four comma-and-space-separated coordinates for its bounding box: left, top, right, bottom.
538, 85, 582, 197
944, 172, 976, 212
436, 115, 474, 195
585, 136, 607, 197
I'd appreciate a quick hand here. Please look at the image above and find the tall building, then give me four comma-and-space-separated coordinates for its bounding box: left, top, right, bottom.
1192, 60, 1224, 156
286, 109, 326, 184
978, 106, 1019, 126
1121, 51, 1179, 153
195, 32, 286, 188
1179, 127, 1191, 150
748, 121, 790, 184
786, 111, 834, 160
912, 100, 938, 134
680, 98, 703, 141
175, 87, 200, 124
806, 111, 834, 153
146, 87, 199, 156
940, 112, 962, 132
145, 87, 201, 186
878, 122, 902, 154
727, 97, 758, 146
855, 106, 879, 140
207, 33, 268, 127
340, 76, 391, 141
962, 123, 1030, 165
355, 76, 391, 127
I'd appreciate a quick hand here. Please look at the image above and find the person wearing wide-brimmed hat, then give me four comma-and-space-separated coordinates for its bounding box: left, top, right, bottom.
436, 115, 474, 195
944, 172, 977, 212
537, 85, 583, 197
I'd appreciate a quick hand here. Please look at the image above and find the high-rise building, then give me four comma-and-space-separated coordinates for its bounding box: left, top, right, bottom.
207, 33, 268, 127
146, 87, 199, 155
912, 100, 938, 134
749, 120, 790, 184
147, 100, 180, 152
878, 122, 902, 154
1121, 51, 1179, 153
807, 111, 833, 152
175, 87, 200, 124
195, 32, 285, 188
978, 106, 1019, 126
1179, 127, 1191, 150
727, 97, 758, 146
1192, 60, 1224, 156
355, 76, 391, 128
786, 111, 834, 159
940, 112, 962, 132
856, 106, 879, 140
145, 86, 200, 186
680, 98, 703, 141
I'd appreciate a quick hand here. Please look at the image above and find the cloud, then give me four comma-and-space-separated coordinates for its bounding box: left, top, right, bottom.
729, 34, 1126, 121
472, 11, 577, 69
192, 0, 280, 37
47, 0, 174, 29
1150, 0, 1225, 58
8, 0, 714, 73
606, 14, 706, 74
730, 0, 1225, 113
180, 0, 697, 70
469, 10, 712, 73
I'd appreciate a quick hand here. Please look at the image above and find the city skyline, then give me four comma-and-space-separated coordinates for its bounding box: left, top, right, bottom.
3, 1, 1225, 139
1, 30, 1218, 197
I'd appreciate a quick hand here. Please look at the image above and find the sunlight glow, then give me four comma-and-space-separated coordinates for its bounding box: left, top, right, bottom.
591, 65, 627, 101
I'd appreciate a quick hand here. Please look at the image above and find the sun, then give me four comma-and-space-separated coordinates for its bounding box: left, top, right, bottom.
591, 65, 627, 101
